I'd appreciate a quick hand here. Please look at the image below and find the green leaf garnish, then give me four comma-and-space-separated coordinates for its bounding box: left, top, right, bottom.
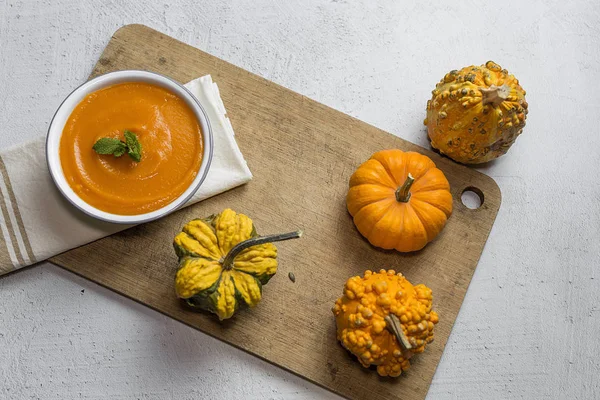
92, 138, 127, 156
93, 131, 142, 162
113, 146, 127, 158
124, 130, 142, 162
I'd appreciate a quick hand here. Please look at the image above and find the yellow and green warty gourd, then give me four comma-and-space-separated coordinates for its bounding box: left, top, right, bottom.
425, 61, 528, 164
174, 209, 301, 320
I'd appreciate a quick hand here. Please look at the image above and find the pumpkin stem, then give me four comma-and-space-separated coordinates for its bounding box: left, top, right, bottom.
480, 84, 510, 106
221, 230, 303, 270
395, 173, 415, 203
384, 314, 413, 352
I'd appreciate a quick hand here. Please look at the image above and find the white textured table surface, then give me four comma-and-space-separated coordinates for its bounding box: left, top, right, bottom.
1, 1, 599, 399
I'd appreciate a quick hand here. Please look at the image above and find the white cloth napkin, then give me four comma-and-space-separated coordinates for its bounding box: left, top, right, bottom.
0, 75, 252, 275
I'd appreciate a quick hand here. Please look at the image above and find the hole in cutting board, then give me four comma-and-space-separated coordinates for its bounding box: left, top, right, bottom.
461, 187, 484, 209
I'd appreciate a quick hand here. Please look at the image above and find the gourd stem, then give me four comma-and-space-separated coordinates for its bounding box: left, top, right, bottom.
384, 314, 413, 352
395, 174, 415, 203
480, 84, 510, 106
221, 230, 303, 270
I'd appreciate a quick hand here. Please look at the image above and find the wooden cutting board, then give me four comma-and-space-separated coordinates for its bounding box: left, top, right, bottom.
50, 25, 501, 400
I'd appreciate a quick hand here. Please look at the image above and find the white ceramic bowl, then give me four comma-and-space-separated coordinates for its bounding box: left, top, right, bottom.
46, 70, 213, 224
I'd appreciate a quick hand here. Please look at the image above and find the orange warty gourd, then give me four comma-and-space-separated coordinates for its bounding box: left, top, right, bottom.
346, 150, 452, 252
333, 269, 439, 377
424, 61, 528, 164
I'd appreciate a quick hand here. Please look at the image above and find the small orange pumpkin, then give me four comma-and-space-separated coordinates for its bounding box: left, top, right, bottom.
346, 150, 452, 252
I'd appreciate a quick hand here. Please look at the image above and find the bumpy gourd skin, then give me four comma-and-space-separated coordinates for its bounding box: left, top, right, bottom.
425, 61, 528, 164
174, 209, 277, 320
332, 269, 439, 377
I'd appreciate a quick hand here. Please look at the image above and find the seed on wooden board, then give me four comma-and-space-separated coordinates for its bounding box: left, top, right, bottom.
288, 272, 296, 283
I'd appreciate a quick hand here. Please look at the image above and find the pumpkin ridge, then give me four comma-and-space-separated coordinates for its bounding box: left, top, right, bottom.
370, 203, 407, 249
354, 199, 397, 242
186, 218, 217, 232
234, 245, 277, 261
410, 187, 450, 196
174, 232, 221, 261
175, 257, 222, 299
410, 197, 449, 217
406, 203, 429, 244
371, 153, 403, 187
211, 270, 239, 319
408, 168, 447, 193
411, 191, 453, 217
231, 270, 262, 307
395, 204, 428, 251
349, 159, 397, 189
181, 219, 222, 259
349, 183, 396, 196
347, 183, 395, 213
215, 209, 254, 255
233, 243, 278, 285
348, 190, 396, 217
404, 152, 437, 181
408, 200, 448, 243
410, 181, 451, 196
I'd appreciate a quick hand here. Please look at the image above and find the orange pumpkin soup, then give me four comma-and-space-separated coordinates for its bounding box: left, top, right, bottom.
60, 82, 203, 215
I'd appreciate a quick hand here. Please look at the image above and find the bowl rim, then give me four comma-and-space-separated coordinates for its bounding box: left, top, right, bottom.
46, 70, 213, 225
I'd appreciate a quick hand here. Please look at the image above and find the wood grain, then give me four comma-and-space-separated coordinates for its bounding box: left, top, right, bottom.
50, 25, 501, 400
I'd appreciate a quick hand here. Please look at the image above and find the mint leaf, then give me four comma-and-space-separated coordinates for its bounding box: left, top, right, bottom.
124, 130, 142, 162
92, 138, 127, 157
92, 131, 142, 162
113, 146, 127, 157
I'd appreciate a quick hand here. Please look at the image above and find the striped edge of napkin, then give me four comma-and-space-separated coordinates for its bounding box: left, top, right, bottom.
0, 75, 252, 276
0, 156, 34, 271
